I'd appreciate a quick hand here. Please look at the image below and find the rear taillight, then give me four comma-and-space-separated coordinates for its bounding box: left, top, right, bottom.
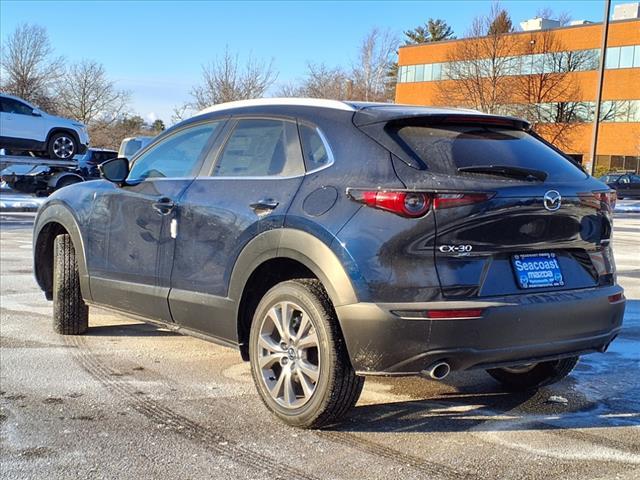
579, 191, 616, 211
348, 190, 493, 217
350, 191, 431, 218
608, 292, 625, 303
433, 193, 494, 209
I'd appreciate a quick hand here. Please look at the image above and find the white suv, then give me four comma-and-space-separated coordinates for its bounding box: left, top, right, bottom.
0, 93, 90, 160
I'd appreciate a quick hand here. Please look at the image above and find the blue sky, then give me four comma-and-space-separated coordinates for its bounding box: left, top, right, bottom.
0, 0, 626, 124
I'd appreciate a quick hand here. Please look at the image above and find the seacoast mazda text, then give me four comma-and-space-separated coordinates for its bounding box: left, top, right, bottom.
33, 99, 626, 428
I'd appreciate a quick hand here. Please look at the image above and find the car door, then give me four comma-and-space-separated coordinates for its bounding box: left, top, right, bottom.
167, 117, 306, 341
0, 97, 44, 143
88, 120, 225, 321
616, 175, 632, 198
627, 174, 640, 197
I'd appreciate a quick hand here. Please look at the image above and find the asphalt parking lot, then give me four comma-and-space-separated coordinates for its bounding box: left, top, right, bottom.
1, 211, 639, 479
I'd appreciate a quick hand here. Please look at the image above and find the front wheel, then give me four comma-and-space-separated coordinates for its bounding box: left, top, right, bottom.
53, 234, 88, 334
48, 132, 77, 160
486, 356, 579, 391
249, 279, 364, 428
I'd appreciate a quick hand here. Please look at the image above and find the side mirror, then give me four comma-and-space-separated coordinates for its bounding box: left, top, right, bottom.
32, 109, 42, 117
99, 157, 129, 186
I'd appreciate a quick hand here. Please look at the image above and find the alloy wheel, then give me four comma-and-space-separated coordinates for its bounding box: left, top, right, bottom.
53, 136, 75, 159
257, 301, 320, 409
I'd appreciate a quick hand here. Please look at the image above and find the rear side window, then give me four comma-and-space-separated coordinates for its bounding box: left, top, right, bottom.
299, 123, 332, 171
213, 119, 303, 177
394, 125, 586, 181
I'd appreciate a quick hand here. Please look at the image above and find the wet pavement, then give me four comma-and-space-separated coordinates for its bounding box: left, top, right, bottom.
1, 212, 639, 479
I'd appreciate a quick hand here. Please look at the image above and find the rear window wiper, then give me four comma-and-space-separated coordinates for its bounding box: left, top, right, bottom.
457, 165, 547, 182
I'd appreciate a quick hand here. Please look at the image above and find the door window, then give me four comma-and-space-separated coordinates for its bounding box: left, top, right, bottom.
128, 122, 220, 181
1, 97, 33, 115
213, 119, 304, 177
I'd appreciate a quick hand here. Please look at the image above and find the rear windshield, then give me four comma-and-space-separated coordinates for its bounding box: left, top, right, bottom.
394, 125, 586, 181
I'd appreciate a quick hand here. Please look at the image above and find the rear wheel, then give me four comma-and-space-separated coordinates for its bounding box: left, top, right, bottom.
53, 234, 88, 335
249, 279, 364, 428
487, 356, 579, 391
48, 132, 77, 160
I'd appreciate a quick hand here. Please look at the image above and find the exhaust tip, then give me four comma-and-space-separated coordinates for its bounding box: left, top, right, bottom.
422, 361, 451, 380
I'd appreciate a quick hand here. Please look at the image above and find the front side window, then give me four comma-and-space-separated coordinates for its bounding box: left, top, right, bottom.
1, 97, 33, 115
213, 119, 303, 177
128, 122, 220, 181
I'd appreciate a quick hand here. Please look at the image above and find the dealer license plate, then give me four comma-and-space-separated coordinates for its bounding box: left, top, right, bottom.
511, 253, 564, 289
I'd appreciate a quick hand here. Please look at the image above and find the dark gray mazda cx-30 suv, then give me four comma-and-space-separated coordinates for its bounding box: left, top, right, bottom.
33, 99, 625, 428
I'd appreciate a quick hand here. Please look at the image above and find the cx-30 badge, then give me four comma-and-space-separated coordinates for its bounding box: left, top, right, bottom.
439, 245, 473, 255
543, 190, 562, 211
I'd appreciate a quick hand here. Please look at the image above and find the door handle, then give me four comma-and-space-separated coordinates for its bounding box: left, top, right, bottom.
152, 197, 175, 215
250, 199, 279, 211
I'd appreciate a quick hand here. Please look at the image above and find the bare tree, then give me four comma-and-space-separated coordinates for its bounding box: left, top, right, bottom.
351, 28, 399, 102
55, 60, 130, 125
277, 63, 351, 99
0, 23, 64, 110
189, 47, 277, 109
437, 6, 519, 113
509, 30, 592, 149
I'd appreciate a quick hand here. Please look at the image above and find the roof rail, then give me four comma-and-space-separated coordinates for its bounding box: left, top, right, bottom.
198, 98, 356, 115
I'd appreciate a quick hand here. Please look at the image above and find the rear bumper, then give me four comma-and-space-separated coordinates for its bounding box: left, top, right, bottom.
336, 285, 625, 375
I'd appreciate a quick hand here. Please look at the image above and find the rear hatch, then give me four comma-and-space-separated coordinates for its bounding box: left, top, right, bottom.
356, 111, 616, 298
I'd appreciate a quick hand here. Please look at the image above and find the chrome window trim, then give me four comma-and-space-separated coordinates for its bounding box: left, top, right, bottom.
195, 119, 335, 180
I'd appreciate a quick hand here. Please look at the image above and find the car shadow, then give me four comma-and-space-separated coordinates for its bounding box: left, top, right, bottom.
87, 322, 180, 337
335, 372, 638, 434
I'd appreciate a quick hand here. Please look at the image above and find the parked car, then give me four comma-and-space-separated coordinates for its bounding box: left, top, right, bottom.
118, 136, 154, 159
603, 173, 640, 199
0, 93, 89, 160
76, 148, 118, 178
598, 173, 623, 184
33, 99, 625, 428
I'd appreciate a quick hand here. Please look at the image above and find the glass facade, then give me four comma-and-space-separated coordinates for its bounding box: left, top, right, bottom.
398, 44, 640, 84
487, 100, 640, 124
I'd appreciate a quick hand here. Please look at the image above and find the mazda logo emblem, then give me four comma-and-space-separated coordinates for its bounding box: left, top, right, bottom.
543, 190, 562, 211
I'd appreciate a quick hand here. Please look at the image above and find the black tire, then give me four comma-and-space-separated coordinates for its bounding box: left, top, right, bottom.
53, 234, 88, 335
249, 279, 364, 429
56, 176, 82, 190
47, 132, 77, 160
487, 356, 579, 391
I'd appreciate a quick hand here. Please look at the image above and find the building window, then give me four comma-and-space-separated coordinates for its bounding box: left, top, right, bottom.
619, 45, 635, 68
397, 44, 638, 84
406, 65, 416, 82
605, 47, 621, 69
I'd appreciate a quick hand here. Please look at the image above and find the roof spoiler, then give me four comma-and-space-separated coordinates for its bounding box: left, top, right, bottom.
354, 110, 530, 131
